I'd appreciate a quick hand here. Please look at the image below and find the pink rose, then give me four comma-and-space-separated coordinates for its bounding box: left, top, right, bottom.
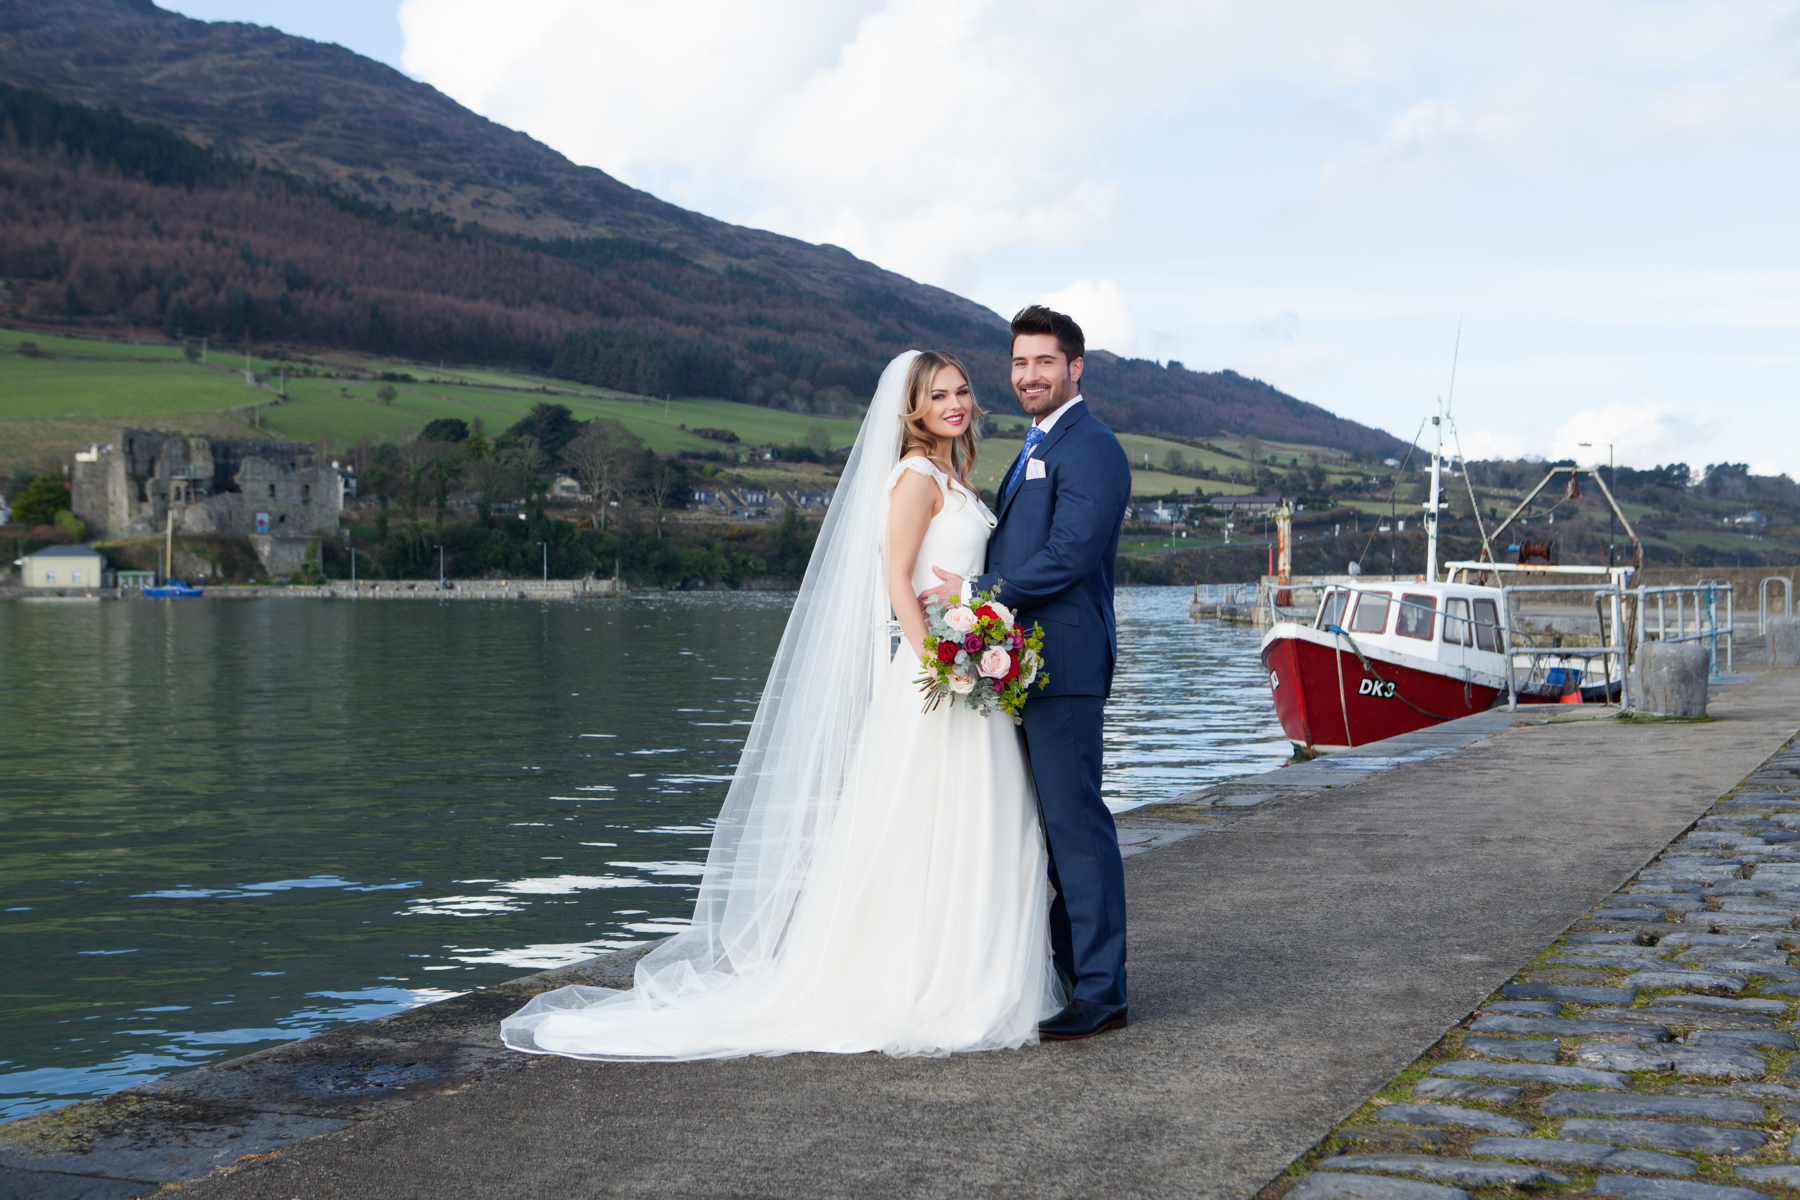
949, 673, 976, 694
943, 606, 977, 634
978, 647, 1011, 678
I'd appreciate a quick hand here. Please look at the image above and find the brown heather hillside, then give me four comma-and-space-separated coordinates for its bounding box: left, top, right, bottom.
0, 0, 996, 321
0, 0, 1410, 454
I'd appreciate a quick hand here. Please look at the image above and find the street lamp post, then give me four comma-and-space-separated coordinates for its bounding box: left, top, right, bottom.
538, 541, 548, 582
435, 544, 444, 588
1579, 442, 1616, 567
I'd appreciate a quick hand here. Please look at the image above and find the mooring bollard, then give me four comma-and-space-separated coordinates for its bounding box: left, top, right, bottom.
1632, 642, 1711, 717
1770, 616, 1800, 668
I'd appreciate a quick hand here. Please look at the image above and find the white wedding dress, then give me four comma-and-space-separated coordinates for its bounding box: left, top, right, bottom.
502, 378, 1061, 1060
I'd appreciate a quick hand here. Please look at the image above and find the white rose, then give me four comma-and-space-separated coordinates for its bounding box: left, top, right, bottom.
949, 673, 976, 694
1020, 649, 1039, 686
988, 601, 1013, 626
943, 606, 977, 634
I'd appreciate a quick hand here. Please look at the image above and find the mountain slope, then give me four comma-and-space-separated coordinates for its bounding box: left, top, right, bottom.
0, 0, 1410, 456
0, 0, 996, 326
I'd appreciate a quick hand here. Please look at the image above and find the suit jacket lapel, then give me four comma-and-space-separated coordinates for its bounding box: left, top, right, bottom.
997, 404, 1089, 526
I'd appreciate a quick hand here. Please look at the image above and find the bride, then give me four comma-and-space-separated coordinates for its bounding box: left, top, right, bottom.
501, 350, 1062, 1060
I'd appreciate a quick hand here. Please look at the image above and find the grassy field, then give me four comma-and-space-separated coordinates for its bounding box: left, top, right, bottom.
0, 329, 868, 465
973, 431, 1267, 500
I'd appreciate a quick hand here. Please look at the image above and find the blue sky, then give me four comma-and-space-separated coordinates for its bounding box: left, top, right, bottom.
160, 2, 1800, 474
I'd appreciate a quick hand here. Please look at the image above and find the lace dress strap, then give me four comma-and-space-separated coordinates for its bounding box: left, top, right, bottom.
887, 456, 950, 494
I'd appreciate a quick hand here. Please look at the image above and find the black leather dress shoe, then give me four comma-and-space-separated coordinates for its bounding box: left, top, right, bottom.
1037, 999, 1128, 1041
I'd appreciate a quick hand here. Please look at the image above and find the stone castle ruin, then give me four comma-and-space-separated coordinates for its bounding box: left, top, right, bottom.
72, 429, 343, 543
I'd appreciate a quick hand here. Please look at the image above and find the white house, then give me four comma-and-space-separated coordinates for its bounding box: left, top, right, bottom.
23, 544, 105, 589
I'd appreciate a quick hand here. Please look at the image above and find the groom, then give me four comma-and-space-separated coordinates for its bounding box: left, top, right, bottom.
922, 305, 1133, 1040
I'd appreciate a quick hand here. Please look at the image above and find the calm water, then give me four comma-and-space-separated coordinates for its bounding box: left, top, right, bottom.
0, 587, 1282, 1119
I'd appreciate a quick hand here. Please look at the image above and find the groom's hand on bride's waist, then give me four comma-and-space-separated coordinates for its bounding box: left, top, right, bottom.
917, 566, 965, 608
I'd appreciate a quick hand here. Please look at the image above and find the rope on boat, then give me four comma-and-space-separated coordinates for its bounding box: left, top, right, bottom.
1325, 624, 1462, 724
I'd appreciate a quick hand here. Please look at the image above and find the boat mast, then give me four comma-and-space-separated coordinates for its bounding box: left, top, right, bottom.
1425, 396, 1444, 582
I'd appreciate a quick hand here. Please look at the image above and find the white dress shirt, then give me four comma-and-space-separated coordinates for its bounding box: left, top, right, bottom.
1030, 393, 1084, 434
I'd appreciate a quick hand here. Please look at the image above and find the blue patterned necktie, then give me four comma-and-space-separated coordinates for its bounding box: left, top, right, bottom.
1004, 425, 1046, 500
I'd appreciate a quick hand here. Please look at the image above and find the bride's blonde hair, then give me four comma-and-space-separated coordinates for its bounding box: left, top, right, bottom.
898, 350, 984, 482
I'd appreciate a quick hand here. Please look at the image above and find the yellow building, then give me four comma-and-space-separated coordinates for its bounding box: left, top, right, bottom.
23, 545, 104, 589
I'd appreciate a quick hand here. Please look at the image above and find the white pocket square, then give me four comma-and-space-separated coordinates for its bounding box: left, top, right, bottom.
1025, 458, 1046, 480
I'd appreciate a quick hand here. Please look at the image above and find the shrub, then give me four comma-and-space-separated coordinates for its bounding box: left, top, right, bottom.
12, 474, 70, 525
420, 417, 470, 443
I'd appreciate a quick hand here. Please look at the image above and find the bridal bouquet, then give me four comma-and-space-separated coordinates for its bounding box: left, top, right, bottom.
916, 584, 1047, 721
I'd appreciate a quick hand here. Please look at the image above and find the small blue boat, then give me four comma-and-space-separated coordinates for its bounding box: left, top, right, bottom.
143, 582, 204, 598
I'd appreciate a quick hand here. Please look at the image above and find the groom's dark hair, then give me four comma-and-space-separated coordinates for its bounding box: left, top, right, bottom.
1010, 305, 1084, 364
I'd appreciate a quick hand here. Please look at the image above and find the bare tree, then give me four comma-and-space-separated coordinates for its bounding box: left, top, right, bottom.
562, 419, 641, 530
1243, 434, 1263, 492
638, 452, 690, 539
396, 437, 440, 526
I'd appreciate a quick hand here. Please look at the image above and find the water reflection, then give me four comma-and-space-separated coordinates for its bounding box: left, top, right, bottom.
0, 587, 1276, 1118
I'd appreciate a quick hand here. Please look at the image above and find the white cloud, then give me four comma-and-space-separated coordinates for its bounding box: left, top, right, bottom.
400, 1, 1800, 287
390, 0, 1800, 474
1452, 427, 1537, 463
1297, 3, 1800, 215
1036, 279, 1137, 356
1549, 401, 1717, 470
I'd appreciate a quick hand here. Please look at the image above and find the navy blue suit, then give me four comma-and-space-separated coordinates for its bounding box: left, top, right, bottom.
974, 399, 1132, 1007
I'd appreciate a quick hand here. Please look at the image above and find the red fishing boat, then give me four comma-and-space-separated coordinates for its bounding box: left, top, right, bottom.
1262, 580, 1510, 751
1259, 399, 1642, 754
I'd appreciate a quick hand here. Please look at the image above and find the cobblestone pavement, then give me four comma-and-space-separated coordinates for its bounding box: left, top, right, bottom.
1277, 735, 1800, 1200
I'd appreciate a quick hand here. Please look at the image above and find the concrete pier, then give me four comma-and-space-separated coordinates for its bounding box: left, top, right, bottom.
4, 670, 1796, 1199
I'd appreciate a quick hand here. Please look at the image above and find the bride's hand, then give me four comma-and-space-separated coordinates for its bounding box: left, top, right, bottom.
916, 567, 963, 608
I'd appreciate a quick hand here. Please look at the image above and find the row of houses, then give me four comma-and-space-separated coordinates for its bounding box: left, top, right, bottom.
689, 488, 834, 518
1133, 495, 1295, 524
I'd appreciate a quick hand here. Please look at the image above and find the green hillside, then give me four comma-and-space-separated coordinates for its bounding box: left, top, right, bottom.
0, 328, 863, 461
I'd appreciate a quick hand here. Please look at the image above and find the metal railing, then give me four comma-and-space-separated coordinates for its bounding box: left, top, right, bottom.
1762, 576, 1794, 635
1498, 583, 1629, 712
1638, 582, 1733, 675
1197, 582, 1261, 607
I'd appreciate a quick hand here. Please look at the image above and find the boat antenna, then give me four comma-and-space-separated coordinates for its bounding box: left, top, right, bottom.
1444, 319, 1462, 418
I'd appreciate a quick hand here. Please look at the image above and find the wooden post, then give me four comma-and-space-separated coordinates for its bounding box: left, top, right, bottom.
1275, 502, 1293, 607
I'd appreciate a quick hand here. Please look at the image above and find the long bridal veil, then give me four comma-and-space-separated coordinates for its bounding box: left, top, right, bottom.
502, 351, 919, 1055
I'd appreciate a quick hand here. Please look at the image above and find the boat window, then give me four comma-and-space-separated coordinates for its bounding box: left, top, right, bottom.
1397, 594, 1436, 639
1473, 599, 1501, 652
1317, 589, 1349, 630
1349, 591, 1391, 633
1444, 598, 1472, 646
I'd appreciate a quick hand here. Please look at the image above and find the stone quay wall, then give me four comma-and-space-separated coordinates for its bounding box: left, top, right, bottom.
197, 579, 627, 601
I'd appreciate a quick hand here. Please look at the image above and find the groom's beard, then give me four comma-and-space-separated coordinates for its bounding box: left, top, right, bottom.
1015, 370, 1075, 418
